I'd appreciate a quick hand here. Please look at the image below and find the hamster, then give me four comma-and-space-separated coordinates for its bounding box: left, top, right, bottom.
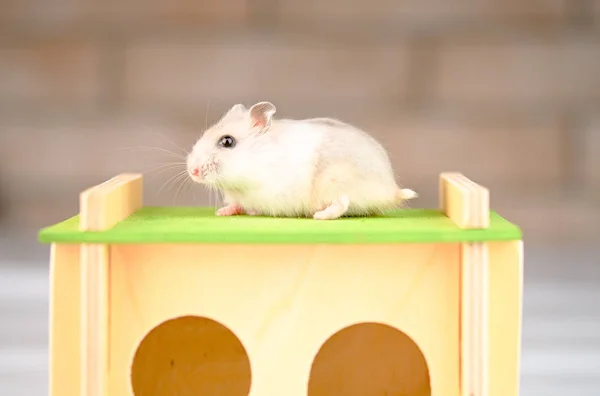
186, 101, 417, 220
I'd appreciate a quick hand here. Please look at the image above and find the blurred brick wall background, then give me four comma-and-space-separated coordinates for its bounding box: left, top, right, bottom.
0, 0, 599, 243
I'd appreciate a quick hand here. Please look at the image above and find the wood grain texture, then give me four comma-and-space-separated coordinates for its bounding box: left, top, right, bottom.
78, 173, 143, 231
488, 241, 523, 396
461, 242, 491, 396
77, 173, 142, 396
441, 172, 494, 396
79, 245, 109, 396
48, 244, 81, 396
108, 243, 460, 396
0, 243, 597, 396
440, 172, 490, 229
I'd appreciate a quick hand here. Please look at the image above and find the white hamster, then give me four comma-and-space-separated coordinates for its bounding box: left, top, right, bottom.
187, 101, 417, 220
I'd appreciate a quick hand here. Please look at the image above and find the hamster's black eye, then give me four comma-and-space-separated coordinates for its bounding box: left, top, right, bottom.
217, 135, 236, 149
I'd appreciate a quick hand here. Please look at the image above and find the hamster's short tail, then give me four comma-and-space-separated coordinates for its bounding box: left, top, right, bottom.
396, 188, 418, 201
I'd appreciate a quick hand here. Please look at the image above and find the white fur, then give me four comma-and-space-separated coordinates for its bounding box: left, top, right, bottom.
187, 102, 416, 219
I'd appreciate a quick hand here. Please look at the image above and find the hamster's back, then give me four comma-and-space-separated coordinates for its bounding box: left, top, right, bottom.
303, 117, 396, 180
299, 117, 402, 215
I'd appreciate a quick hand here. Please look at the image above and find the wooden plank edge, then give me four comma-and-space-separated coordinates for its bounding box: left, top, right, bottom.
79, 173, 143, 231
439, 172, 490, 229
80, 244, 110, 396
461, 242, 490, 396
78, 174, 140, 396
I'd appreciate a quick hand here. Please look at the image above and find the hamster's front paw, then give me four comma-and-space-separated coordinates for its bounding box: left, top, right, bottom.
216, 204, 245, 216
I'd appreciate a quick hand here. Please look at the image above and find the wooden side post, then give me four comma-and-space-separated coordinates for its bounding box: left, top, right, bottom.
440, 172, 490, 396
78, 173, 143, 396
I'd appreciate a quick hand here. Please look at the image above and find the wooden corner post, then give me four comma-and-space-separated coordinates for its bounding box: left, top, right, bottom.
78, 173, 143, 396
440, 172, 490, 396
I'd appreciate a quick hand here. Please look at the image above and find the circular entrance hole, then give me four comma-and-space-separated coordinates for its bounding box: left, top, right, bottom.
308, 322, 431, 396
131, 315, 251, 396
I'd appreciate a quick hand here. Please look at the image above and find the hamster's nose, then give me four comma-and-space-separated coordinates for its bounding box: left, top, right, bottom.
190, 167, 200, 176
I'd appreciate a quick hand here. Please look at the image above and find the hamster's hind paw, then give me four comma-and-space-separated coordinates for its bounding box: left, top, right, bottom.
313, 195, 350, 220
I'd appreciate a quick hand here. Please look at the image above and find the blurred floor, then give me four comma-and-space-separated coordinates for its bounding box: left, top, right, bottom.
0, 238, 598, 395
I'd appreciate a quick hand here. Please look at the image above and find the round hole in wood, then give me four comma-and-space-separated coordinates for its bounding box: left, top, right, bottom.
130, 315, 251, 396
308, 322, 431, 396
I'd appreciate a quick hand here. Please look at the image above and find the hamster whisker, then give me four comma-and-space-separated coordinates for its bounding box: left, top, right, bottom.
170, 178, 190, 204
201, 181, 218, 210
157, 170, 188, 197
116, 145, 187, 160
205, 100, 211, 133
141, 163, 187, 181
172, 172, 191, 205
142, 162, 186, 173
209, 183, 221, 211
206, 183, 213, 208
182, 177, 197, 202
149, 130, 189, 156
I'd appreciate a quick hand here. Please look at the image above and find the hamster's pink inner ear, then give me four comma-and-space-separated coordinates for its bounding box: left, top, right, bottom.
249, 102, 276, 133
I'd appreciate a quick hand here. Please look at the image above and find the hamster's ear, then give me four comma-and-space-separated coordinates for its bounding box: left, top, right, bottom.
220, 103, 247, 123
249, 102, 276, 133
228, 104, 247, 116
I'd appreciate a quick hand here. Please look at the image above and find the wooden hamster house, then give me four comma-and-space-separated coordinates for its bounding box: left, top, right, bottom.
38, 172, 523, 396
